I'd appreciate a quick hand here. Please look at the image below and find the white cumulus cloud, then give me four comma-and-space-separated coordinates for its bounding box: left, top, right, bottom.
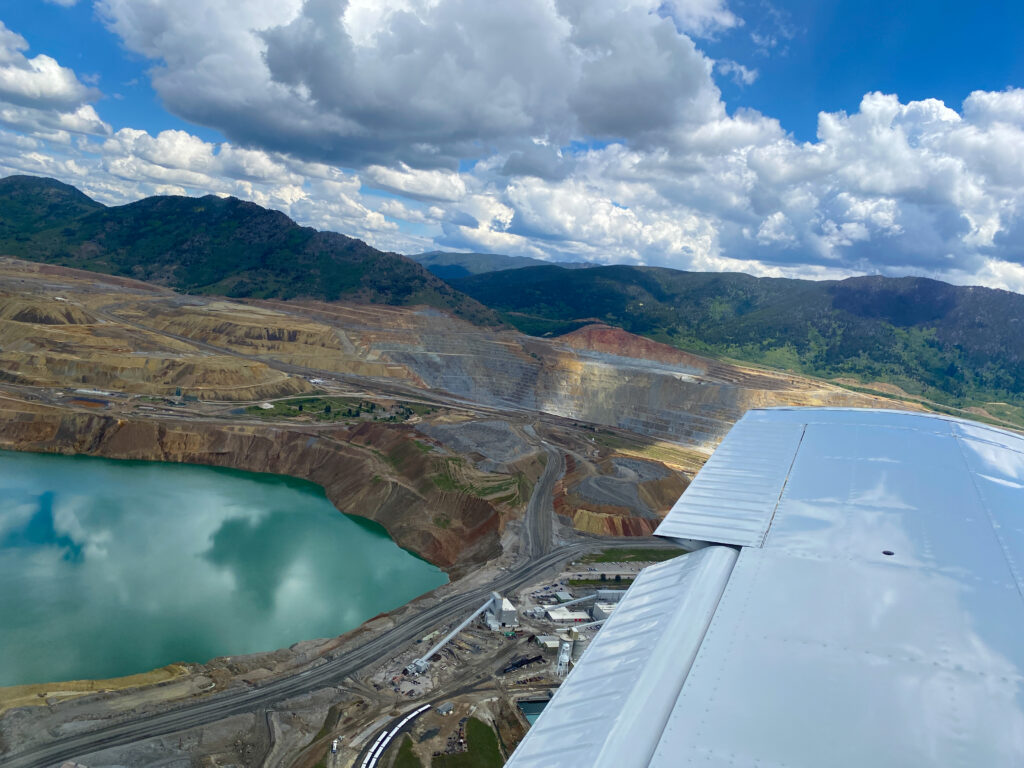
0, 21, 108, 140
715, 59, 758, 85
95, 0, 723, 167
364, 163, 467, 202
0, 22, 97, 111
1, 6, 1024, 293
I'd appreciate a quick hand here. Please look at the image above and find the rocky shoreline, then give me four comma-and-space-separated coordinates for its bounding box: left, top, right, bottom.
0, 399, 510, 575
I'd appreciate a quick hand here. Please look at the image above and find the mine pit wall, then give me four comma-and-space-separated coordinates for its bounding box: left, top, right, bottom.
0, 403, 501, 576
533, 353, 897, 448
536, 361, 746, 446
372, 331, 889, 448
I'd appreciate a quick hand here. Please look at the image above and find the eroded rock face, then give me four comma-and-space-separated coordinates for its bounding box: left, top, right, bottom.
571, 457, 671, 519
569, 508, 660, 537
417, 420, 532, 470
559, 324, 713, 375
0, 402, 502, 572
550, 450, 690, 536
0, 291, 312, 402
246, 305, 895, 448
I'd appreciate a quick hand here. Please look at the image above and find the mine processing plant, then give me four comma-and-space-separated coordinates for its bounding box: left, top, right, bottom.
406, 592, 516, 675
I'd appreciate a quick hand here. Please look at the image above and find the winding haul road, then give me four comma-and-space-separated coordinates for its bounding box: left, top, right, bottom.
5, 434, 675, 768
524, 443, 563, 558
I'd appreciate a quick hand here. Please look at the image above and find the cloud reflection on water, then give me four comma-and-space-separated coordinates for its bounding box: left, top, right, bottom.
0, 451, 446, 686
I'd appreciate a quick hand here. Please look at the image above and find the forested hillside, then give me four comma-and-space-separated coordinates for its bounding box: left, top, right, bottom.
453, 264, 1024, 422
0, 176, 499, 326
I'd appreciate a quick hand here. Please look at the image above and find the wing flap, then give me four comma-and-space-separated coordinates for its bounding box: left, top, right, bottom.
655, 419, 805, 546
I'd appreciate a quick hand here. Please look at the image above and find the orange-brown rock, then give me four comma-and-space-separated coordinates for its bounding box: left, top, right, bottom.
560, 324, 712, 372
570, 508, 659, 537
560, 323, 824, 391
0, 400, 502, 574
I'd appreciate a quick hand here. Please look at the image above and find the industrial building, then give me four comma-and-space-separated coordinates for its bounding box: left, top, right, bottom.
498, 596, 517, 625
544, 606, 590, 622
591, 602, 616, 622
484, 592, 518, 630
534, 635, 561, 650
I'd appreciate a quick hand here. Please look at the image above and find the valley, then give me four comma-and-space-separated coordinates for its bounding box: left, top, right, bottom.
0, 256, 898, 547
0, 254, 911, 767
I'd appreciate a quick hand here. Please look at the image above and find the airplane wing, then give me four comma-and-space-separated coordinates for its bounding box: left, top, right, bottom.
506, 408, 1024, 768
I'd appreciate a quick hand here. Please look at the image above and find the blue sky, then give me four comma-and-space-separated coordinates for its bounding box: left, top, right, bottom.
709, 0, 1024, 140
2, 1, 1024, 292
11, 1, 1024, 146
1, 1, 224, 140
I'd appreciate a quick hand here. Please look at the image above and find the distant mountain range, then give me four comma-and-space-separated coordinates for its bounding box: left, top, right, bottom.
3, 174, 1023, 425
451, 264, 1024, 421
410, 250, 592, 279
0, 175, 499, 326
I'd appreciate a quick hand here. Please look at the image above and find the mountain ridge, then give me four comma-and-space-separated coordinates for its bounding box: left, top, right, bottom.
0, 175, 499, 326
410, 249, 592, 279
5, 174, 1024, 424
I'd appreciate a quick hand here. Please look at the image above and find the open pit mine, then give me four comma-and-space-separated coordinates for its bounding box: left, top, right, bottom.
0, 256, 907, 767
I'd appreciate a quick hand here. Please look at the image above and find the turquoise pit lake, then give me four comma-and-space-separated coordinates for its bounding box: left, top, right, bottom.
0, 450, 447, 687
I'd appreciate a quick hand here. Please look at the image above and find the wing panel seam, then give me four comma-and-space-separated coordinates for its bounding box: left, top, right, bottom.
757, 423, 807, 546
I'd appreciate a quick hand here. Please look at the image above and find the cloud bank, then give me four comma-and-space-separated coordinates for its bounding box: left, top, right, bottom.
2, 3, 1024, 292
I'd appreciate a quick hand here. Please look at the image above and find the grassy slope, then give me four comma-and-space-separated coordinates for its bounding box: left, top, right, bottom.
394, 736, 424, 768
453, 265, 1024, 423
580, 548, 683, 564
0, 175, 499, 326
432, 718, 504, 768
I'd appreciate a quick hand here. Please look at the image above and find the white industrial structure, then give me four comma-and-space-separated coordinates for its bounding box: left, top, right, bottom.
484, 591, 518, 630
506, 408, 1024, 768
554, 639, 571, 678
407, 592, 517, 674
360, 703, 431, 768
544, 606, 590, 622
554, 593, 597, 609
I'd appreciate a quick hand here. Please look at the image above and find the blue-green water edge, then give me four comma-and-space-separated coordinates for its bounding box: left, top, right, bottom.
0, 450, 447, 687
518, 699, 548, 726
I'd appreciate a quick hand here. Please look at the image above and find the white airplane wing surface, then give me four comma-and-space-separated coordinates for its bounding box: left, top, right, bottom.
506, 408, 1024, 768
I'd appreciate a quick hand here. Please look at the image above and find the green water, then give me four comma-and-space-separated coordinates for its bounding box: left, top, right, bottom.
518, 699, 547, 726
0, 450, 447, 687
